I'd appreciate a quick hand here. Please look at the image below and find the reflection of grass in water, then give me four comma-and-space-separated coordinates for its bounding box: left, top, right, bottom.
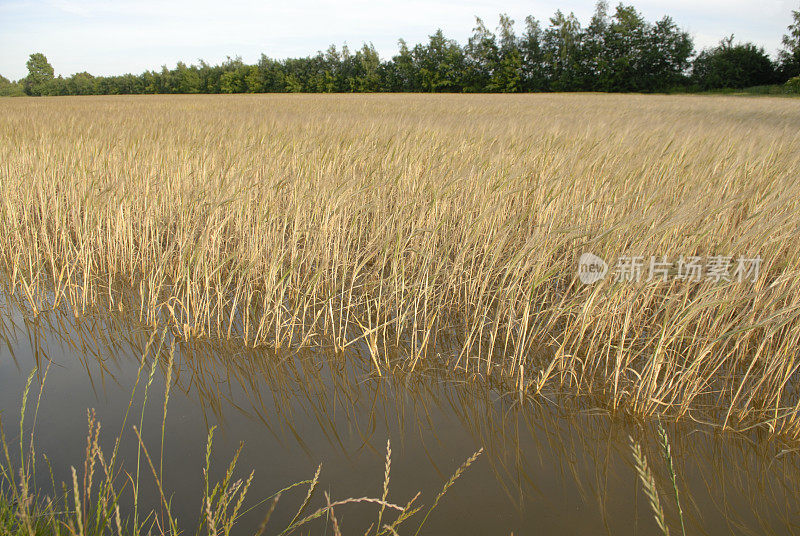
2, 295, 800, 535
628, 422, 686, 536
630, 435, 670, 536
0, 365, 481, 536
629, 423, 687, 536
2, 95, 800, 438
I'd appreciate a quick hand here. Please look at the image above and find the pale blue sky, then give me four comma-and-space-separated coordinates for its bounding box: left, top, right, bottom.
0, 0, 797, 81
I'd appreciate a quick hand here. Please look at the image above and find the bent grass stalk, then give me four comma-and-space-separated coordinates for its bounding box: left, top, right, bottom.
413, 447, 483, 536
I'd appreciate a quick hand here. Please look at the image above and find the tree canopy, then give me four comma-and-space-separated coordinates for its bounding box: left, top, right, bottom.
24, 52, 55, 96
692, 36, 777, 90
780, 9, 800, 79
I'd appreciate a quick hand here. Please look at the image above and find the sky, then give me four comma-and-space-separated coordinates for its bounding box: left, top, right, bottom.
0, 0, 797, 81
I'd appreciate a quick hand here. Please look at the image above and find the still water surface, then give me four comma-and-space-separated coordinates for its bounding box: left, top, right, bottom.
0, 295, 798, 535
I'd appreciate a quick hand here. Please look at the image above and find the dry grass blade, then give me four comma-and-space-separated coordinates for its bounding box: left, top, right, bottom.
132, 425, 178, 535
375, 438, 392, 534
325, 491, 342, 536
414, 448, 483, 536
281, 496, 405, 536
253, 492, 281, 536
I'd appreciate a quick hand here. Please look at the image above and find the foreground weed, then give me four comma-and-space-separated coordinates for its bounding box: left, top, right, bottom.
0, 367, 482, 535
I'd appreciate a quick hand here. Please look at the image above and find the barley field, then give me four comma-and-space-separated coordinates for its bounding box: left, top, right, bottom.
2, 93, 800, 439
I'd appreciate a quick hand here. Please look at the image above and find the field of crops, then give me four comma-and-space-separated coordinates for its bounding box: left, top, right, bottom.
2, 93, 800, 438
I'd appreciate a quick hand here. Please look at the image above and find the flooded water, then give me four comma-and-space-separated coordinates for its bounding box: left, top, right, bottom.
1, 293, 799, 535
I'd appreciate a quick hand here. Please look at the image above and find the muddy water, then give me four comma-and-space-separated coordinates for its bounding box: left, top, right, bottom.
0, 297, 798, 535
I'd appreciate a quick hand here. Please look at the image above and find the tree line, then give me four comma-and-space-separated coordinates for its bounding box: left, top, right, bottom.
2, 2, 800, 97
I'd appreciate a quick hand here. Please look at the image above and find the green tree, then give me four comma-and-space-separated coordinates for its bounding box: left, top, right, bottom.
66, 72, 95, 95
582, 1, 610, 90
24, 53, 55, 96
604, 5, 649, 91
243, 65, 262, 93
11, 7, 701, 96
219, 72, 237, 93
309, 46, 339, 92
643, 16, 693, 91
175, 62, 201, 93
519, 16, 547, 91
355, 43, 382, 92
218, 57, 246, 93
414, 30, 465, 92
0, 74, 25, 96
692, 36, 776, 89
464, 17, 498, 91
387, 39, 419, 91
494, 14, 522, 92
543, 10, 582, 91
255, 55, 284, 93
779, 9, 800, 79
337, 44, 358, 91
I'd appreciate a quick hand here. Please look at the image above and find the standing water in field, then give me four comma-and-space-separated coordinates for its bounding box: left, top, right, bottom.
0, 290, 798, 536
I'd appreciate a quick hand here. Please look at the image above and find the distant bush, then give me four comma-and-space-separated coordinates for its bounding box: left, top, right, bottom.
692, 37, 777, 90
0, 74, 24, 97
786, 76, 800, 94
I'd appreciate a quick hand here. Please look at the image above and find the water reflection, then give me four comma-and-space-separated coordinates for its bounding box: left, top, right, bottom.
0, 289, 799, 535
